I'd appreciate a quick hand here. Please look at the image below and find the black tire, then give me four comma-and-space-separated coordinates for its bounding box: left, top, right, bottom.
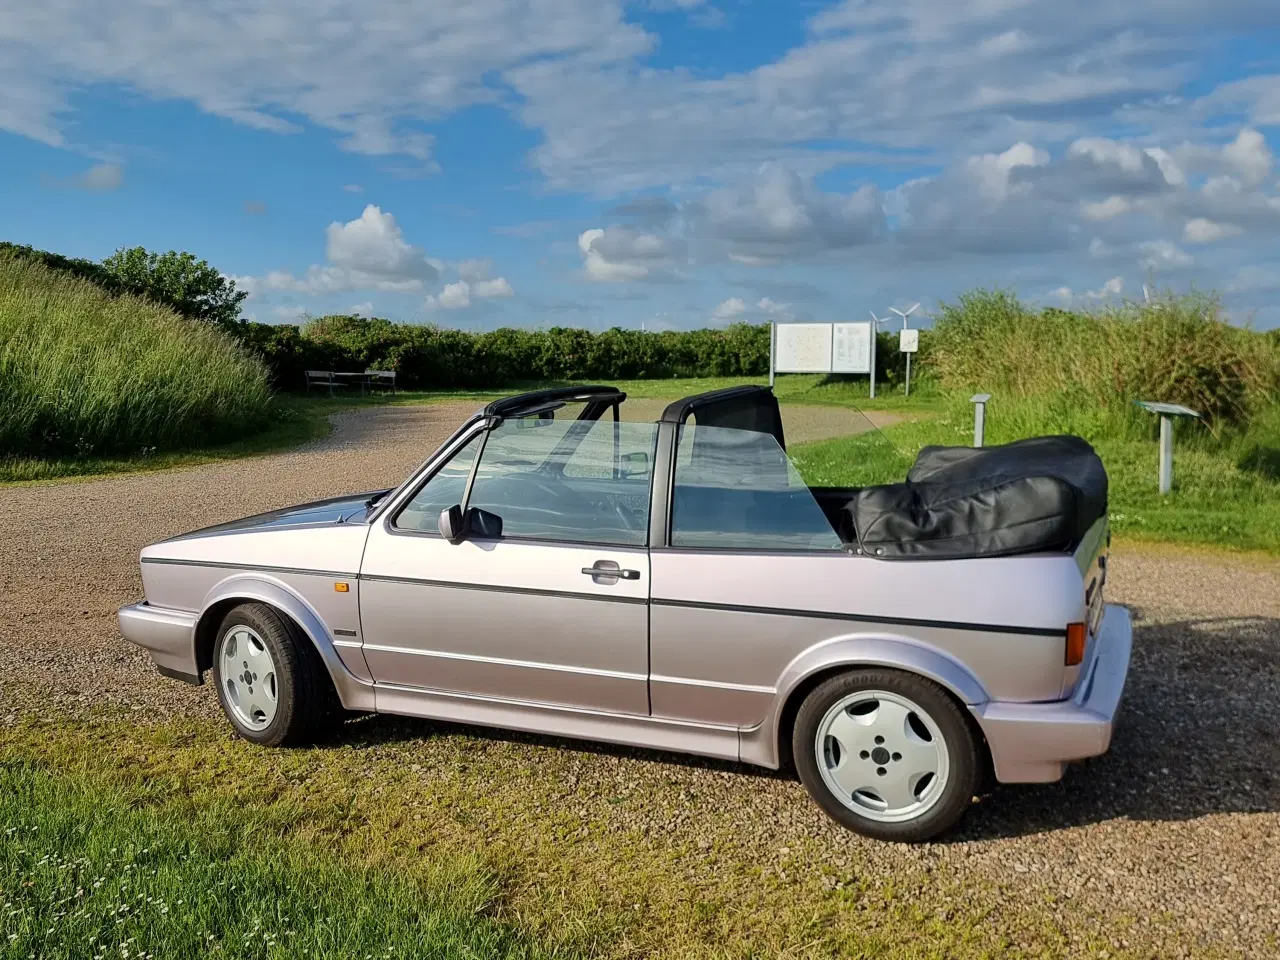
211, 602, 338, 747
792, 668, 980, 843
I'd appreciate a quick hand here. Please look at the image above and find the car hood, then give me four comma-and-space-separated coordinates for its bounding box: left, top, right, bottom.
163, 490, 391, 543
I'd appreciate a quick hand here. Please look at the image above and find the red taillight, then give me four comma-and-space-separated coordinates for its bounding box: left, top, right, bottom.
1065, 622, 1087, 666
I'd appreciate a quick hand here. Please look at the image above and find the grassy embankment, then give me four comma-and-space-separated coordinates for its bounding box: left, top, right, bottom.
0, 254, 303, 483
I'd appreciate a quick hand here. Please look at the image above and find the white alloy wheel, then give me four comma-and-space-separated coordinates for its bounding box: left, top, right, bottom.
814, 689, 950, 824
218, 625, 279, 731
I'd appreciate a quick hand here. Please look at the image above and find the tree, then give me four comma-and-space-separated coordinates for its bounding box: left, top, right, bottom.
101, 247, 248, 329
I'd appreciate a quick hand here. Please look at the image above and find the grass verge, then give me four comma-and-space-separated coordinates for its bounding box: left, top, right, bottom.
0, 715, 1125, 960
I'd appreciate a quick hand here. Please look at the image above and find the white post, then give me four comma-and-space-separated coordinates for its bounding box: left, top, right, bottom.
970, 394, 990, 447
768, 321, 776, 388
869, 328, 877, 399
1159, 415, 1173, 494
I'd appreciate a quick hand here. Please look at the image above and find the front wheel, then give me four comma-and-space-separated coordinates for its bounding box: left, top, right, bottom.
792, 669, 980, 842
212, 602, 335, 747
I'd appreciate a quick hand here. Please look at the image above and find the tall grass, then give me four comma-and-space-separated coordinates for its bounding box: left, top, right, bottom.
0, 254, 273, 458
929, 290, 1280, 431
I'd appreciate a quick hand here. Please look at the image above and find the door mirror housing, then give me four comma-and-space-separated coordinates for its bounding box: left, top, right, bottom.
439, 505, 504, 542
620, 451, 650, 480
438, 504, 465, 542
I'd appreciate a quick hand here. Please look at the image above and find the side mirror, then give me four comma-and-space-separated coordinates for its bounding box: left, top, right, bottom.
620, 451, 650, 480
438, 504, 465, 542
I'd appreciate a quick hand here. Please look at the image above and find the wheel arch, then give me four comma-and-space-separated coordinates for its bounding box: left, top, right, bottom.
740, 635, 993, 770
195, 576, 375, 712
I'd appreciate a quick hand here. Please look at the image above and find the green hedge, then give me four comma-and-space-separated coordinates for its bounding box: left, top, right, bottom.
236, 315, 927, 392
236, 316, 773, 390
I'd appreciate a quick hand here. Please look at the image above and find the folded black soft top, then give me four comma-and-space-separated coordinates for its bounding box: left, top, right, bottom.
847, 435, 1108, 560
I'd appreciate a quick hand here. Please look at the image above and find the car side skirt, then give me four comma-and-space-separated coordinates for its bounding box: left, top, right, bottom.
374, 682, 744, 764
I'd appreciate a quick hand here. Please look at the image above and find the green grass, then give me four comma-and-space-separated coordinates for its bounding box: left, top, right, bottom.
0, 716, 1129, 960
0, 761, 566, 960
0, 254, 274, 461
791, 394, 1280, 553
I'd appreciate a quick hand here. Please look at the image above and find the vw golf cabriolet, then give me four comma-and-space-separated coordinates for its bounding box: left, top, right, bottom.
120, 385, 1131, 841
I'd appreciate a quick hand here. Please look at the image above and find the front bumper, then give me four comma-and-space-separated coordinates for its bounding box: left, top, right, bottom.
973, 603, 1133, 783
118, 602, 201, 684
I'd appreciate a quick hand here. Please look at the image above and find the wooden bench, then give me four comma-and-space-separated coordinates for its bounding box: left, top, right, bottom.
305, 370, 346, 396
364, 370, 397, 395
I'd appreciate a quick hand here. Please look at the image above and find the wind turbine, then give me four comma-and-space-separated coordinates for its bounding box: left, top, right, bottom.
889, 303, 921, 397
869, 310, 892, 399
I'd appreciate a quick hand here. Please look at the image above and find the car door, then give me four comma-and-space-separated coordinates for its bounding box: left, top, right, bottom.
648, 419, 850, 727
359, 414, 657, 716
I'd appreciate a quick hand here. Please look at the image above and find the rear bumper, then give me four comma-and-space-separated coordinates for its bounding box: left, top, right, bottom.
118, 602, 201, 684
973, 604, 1132, 783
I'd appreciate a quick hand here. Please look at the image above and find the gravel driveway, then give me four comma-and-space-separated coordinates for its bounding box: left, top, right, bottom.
2, 404, 1278, 958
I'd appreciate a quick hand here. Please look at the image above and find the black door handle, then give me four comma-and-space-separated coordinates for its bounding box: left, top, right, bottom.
581, 562, 640, 581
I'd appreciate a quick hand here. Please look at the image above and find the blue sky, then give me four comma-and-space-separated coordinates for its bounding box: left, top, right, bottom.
4, 0, 1280, 329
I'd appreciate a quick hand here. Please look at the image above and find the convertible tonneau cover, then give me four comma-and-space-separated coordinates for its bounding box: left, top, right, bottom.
848, 435, 1108, 560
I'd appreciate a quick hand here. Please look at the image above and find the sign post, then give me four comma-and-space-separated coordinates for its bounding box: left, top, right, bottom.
970, 393, 991, 447
770, 321, 874, 386
899, 328, 919, 397
1134, 401, 1202, 494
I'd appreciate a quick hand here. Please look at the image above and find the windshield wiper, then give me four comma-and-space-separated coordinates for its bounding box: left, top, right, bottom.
365, 490, 391, 510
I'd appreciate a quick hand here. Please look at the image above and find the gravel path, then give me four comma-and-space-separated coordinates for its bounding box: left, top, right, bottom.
2, 403, 1278, 958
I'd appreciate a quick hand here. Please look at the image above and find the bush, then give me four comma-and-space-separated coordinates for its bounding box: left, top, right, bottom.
0, 254, 273, 458
928, 289, 1277, 430
239, 316, 774, 390
102, 246, 248, 330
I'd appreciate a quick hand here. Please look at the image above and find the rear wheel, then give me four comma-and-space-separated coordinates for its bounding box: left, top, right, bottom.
212, 603, 335, 747
792, 669, 980, 842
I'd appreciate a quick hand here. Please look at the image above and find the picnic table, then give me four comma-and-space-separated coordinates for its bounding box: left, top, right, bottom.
305, 370, 397, 396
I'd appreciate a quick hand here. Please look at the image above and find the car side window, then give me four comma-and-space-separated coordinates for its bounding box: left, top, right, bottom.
670, 424, 842, 551
392, 433, 481, 531
465, 418, 659, 546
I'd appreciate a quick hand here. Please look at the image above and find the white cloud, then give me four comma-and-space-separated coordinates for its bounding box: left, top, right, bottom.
349, 301, 374, 316
73, 162, 123, 191
693, 164, 884, 263
1183, 218, 1242, 244
425, 276, 514, 309
1049, 276, 1125, 303
257, 205, 440, 295
0, 0, 650, 162
342, 184, 364, 193
1138, 240, 1194, 271
710, 295, 793, 322
474, 277, 514, 298
578, 226, 680, 281
712, 297, 747, 320
966, 143, 1049, 201
1081, 196, 1131, 221
43, 162, 125, 191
